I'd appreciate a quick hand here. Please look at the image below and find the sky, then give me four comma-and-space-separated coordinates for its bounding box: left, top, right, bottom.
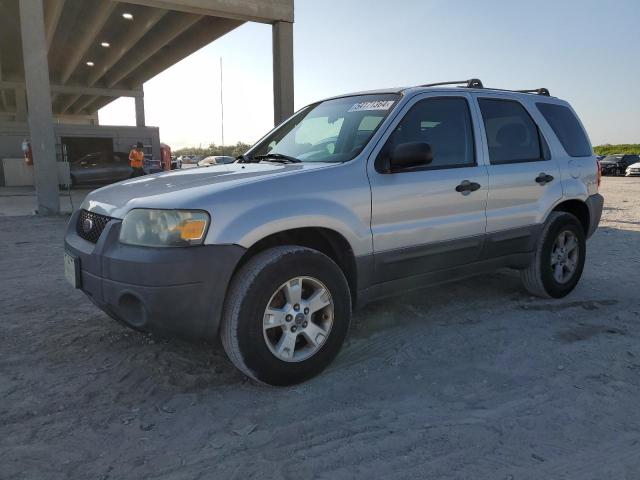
99, 0, 640, 149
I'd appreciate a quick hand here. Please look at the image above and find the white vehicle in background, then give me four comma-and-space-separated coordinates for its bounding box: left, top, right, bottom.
198, 155, 236, 167
179, 155, 203, 169
625, 161, 640, 176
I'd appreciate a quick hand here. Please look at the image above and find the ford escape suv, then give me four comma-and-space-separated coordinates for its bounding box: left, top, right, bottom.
64, 79, 603, 386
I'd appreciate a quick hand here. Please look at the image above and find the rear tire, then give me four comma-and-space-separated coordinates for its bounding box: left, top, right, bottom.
521, 212, 586, 298
221, 246, 351, 386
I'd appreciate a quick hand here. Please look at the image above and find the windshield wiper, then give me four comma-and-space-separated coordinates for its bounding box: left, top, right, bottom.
253, 153, 302, 164
236, 154, 257, 163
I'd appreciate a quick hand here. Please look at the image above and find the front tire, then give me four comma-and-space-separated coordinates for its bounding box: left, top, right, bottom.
221, 246, 351, 386
521, 212, 586, 298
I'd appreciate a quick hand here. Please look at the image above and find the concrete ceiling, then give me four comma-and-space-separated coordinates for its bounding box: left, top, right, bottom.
0, 0, 293, 116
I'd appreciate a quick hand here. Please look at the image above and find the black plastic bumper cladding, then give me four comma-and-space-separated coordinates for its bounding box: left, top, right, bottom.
586, 193, 604, 239
64, 210, 246, 340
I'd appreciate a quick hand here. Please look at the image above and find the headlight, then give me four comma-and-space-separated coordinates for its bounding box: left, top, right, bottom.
119, 209, 210, 247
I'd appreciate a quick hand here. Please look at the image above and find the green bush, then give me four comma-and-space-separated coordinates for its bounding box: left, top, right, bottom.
173, 142, 252, 158
594, 144, 640, 156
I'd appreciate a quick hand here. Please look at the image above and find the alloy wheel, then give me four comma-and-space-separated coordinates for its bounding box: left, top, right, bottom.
262, 276, 334, 362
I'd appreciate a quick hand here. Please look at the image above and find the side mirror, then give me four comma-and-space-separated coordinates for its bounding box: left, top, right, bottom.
389, 142, 433, 171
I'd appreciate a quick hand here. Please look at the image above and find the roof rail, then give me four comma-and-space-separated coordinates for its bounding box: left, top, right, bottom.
417, 79, 551, 96
419, 78, 484, 88
514, 88, 551, 96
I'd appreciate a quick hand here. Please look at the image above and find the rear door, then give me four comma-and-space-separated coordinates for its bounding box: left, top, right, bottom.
367, 92, 489, 283
472, 94, 562, 257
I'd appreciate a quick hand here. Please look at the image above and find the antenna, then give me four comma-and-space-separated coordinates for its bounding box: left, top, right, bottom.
220, 57, 225, 155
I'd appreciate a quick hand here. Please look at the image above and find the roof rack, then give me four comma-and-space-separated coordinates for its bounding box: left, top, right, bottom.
417, 79, 551, 96
514, 88, 551, 96
419, 78, 484, 88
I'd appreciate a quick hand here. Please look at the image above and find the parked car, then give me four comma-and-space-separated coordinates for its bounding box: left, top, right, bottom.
179, 155, 203, 169
169, 156, 182, 170
198, 155, 236, 166
599, 154, 639, 176
144, 159, 163, 174
64, 79, 603, 386
625, 161, 640, 176
70, 151, 130, 185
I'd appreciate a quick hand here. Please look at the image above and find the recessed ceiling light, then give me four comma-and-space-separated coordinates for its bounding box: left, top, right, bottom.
101, 42, 110, 48
122, 12, 133, 20
86, 61, 95, 67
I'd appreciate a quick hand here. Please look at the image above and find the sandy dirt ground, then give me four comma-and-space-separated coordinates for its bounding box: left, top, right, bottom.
1, 177, 639, 479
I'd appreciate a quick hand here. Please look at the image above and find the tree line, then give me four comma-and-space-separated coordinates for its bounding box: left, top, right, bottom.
594, 144, 640, 156
173, 142, 252, 158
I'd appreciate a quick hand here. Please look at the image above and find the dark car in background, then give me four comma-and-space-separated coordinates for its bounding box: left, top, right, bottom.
70, 151, 131, 186
600, 154, 639, 176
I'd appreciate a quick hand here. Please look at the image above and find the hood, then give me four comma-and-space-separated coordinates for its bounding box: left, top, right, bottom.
628, 162, 640, 169
599, 158, 622, 165
81, 162, 332, 218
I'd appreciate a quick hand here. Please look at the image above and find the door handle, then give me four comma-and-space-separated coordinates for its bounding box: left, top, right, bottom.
535, 173, 554, 185
455, 180, 481, 195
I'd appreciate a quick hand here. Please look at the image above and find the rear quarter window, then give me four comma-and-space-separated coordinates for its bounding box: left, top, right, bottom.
536, 103, 592, 157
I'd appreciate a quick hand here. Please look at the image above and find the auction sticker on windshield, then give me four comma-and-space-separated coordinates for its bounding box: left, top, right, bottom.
348, 100, 395, 112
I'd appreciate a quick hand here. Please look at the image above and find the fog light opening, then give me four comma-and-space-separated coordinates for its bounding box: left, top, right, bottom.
118, 293, 147, 328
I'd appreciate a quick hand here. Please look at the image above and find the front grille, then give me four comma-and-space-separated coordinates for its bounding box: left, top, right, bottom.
76, 210, 113, 243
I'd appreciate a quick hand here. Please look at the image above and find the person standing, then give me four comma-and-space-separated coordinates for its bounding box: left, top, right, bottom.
129, 142, 146, 178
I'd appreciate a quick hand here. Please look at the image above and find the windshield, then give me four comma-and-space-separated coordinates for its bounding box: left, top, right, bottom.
249, 94, 400, 163
603, 155, 623, 161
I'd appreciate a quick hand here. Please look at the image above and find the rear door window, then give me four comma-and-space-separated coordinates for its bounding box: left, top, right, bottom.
536, 103, 592, 157
478, 99, 543, 164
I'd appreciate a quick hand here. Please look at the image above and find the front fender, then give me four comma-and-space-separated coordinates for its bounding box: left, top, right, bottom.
210, 197, 372, 256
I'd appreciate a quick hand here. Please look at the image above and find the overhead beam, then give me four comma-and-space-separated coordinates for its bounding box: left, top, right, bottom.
58, 93, 81, 114
81, 16, 242, 115
123, 16, 243, 88
103, 12, 203, 88
61, 8, 168, 114
123, 0, 293, 23
44, 0, 65, 51
58, 0, 117, 84
86, 8, 167, 87
0, 81, 143, 98
71, 94, 101, 114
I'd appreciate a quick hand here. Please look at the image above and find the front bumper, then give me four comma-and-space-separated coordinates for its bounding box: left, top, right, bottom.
64, 210, 245, 340
585, 193, 604, 239
600, 164, 619, 175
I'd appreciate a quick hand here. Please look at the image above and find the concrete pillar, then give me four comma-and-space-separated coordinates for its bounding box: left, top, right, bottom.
19, 0, 59, 215
272, 21, 294, 125
135, 92, 146, 127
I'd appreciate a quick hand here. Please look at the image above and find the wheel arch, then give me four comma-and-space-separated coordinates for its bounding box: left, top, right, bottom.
551, 199, 590, 235
233, 227, 359, 305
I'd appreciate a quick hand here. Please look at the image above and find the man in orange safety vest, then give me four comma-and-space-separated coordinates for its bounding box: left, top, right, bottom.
129, 142, 146, 178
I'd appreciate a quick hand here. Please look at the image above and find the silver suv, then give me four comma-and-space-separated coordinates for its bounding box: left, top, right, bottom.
64, 79, 603, 385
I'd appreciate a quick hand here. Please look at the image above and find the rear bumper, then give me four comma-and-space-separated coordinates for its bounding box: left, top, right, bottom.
586, 193, 604, 239
64, 210, 245, 340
